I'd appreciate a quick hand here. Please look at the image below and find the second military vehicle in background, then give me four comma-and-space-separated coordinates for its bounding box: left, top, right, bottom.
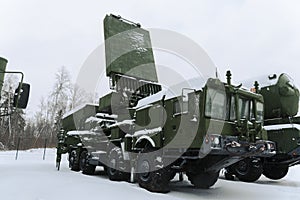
225, 73, 300, 182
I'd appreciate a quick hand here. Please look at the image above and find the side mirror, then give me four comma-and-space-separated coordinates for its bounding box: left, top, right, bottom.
13, 82, 30, 109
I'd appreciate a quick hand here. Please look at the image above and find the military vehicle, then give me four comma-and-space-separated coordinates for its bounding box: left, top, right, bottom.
56, 14, 276, 193
225, 73, 300, 182
0, 56, 30, 115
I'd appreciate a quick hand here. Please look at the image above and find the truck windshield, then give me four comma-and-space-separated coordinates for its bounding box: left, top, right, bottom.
205, 88, 226, 120
238, 97, 260, 121
256, 102, 264, 122
229, 96, 236, 121
238, 98, 250, 119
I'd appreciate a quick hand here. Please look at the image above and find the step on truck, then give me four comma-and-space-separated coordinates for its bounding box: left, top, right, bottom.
56, 14, 275, 193
225, 73, 300, 182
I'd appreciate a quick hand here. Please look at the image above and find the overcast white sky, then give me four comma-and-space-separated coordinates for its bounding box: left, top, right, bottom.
0, 0, 300, 117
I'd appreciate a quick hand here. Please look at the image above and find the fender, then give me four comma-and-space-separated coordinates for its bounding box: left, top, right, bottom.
135, 135, 156, 148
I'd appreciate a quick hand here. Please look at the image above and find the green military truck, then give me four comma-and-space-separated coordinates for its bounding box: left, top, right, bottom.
225, 73, 300, 182
56, 14, 276, 193
57, 71, 276, 193
0, 56, 30, 114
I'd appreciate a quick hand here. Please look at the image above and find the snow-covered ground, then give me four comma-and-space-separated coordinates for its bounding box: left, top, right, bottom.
0, 149, 299, 200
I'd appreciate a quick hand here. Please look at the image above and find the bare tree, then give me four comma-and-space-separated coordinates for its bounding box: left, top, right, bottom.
45, 66, 71, 145
69, 84, 95, 110
49, 66, 71, 121
28, 67, 72, 147
17, 66, 99, 149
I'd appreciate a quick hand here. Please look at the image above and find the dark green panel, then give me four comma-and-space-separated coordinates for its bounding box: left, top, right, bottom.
260, 74, 299, 119
99, 92, 114, 113
267, 128, 300, 153
62, 104, 98, 131
104, 14, 158, 82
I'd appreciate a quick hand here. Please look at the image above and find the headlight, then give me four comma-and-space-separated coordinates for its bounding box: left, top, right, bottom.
213, 137, 220, 145
205, 134, 221, 147
269, 142, 275, 150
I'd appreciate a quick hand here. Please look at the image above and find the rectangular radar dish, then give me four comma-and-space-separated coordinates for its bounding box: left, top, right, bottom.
104, 14, 158, 83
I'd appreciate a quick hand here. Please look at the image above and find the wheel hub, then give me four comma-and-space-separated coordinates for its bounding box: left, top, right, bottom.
237, 161, 248, 174
140, 160, 151, 181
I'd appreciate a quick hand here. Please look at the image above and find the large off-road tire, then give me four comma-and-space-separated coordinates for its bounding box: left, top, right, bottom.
107, 147, 130, 182
263, 164, 289, 180
186, 171, 219, 189
69, 149, 80, 171
230, 158, 263, 182
79, 151, 96, 175
136, 148, 171, 193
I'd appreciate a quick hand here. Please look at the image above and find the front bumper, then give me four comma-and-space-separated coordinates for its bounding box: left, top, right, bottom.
197, 135, 276, 173
200, 134, 276, 158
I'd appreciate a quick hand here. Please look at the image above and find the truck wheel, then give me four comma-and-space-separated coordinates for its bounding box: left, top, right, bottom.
107, 147, 130, 182
231, 158, 262, 182
136, 148, 171, 193
80, 151, 96, 175
186, 171, 219, 189
69, 150, 80, 171
263, 165, 289, 180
